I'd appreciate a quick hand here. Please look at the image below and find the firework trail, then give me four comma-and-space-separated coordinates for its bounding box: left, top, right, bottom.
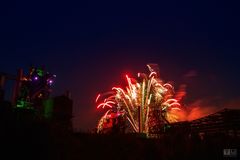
96, 64, 181, 134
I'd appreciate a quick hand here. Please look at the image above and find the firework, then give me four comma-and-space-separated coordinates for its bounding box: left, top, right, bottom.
96, 64, 181, 134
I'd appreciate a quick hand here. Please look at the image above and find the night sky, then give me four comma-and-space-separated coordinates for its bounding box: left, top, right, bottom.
1, 1, 240, 131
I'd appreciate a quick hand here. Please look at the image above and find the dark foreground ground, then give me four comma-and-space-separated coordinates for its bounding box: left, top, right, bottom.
1, 103, 240, 160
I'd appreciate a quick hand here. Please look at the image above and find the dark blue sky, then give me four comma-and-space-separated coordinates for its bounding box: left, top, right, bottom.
1, 1, 240, 130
